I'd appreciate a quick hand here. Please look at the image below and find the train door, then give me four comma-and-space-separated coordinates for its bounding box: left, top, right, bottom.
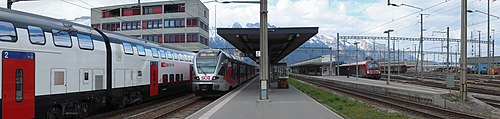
150, 61, 158, 96
189, 64, 193, 89
2, 51, 35, 119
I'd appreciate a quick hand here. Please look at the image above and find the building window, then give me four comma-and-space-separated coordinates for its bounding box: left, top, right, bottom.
200, 35, 209, 46
165, 4, 185, 13
143, 20, 162, 29
122, 21, 141, 30
204, 10, 207, 18
186, 33, 199, 42
102, 9, 120, 18
143, 5, 162, 14
171, 34, 185, 43
187, 18, 198, 27
164, 19, 185, 28
122, 8, 140, 16
143, 34, 162, 43
91, 24, 100, 29
200, 20, 209, 32
102, 22, 120, 31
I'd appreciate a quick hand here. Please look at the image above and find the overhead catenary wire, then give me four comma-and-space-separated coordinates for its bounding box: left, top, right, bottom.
355, 0, 449, 35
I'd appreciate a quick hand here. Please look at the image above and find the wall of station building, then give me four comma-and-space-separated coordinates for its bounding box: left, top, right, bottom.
90, 0, 209, 51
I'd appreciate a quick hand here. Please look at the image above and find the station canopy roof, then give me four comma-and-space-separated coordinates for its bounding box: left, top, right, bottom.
217, 27, 319, 63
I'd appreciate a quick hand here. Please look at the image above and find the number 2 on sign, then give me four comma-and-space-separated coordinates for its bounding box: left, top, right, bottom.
3, 52, 8, 58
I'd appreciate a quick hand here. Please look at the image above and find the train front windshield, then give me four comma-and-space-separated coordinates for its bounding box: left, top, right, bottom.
196, 54, 218, 74
367, 61, 379, 70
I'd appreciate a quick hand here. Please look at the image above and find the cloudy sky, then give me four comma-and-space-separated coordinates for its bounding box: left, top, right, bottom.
2, 0, 500, 58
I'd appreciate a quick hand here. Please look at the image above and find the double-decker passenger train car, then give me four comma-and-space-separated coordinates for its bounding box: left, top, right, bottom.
192, 49, 257, 96
339, 59, 381, 79
0, 8, 195, 118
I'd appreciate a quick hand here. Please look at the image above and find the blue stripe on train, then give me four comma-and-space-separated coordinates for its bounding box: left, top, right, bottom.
2, 51, 34, 60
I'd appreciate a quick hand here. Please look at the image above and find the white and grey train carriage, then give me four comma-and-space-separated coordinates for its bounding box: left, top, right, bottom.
0, 8, 195, 118
192, 49, 257, 96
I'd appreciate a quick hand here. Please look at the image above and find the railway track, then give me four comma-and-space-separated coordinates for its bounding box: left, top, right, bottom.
293, 75, 484, 119
382, 73, 500, 96
84, 93, 216, 119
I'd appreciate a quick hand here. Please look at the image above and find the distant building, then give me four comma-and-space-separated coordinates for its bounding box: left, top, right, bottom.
91, 0, 209, 51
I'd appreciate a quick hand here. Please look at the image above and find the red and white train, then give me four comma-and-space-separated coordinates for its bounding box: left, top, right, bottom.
0, 8, 195, 118
192, 49, 257, 96
339, 59, 381, 79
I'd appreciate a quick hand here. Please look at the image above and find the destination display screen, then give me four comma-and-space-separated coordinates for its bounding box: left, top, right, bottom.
199, 53, 217, 57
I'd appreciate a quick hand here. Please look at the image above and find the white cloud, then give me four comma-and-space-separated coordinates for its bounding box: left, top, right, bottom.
4, 0, 500, 56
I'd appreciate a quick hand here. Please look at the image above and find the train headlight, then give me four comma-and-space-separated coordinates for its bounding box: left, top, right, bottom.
195, 76, 200, 80
367, 71, 369, 74
212, 76, 220, 80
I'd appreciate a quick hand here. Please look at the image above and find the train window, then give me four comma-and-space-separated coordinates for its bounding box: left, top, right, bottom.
167, 51, 173, 60
160, 50, 166, 59
0, 21, 16, 42
151, 48, 159, 58
218, 63, 227, 75
162, 74, 167, 84
77, 34, 94, 50
15, 69, 23, 102
84, 72, 89, 81
137, 45, 146, 56
54, 71, 65, 86
28, 26, 45, 45
173, 52, 178, 60
123, 43, 133, 55
169, 74, 174, 83
175, 74, 180, 82
52, 30, 72, 47
179, 54, 184, 61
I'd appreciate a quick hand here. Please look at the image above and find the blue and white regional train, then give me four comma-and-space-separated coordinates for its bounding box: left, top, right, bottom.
0, 8, 195, 118
192, 49, 257, 96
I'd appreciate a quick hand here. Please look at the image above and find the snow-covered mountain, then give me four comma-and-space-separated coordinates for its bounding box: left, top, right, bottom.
211, 22, 415, 64
66, 16, 414, 64
65, 16, 91, 26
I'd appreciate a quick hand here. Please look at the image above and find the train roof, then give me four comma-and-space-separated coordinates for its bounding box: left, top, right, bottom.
339, 60, 378, 67
0, 7, 194, 55
197, 49, 257, 66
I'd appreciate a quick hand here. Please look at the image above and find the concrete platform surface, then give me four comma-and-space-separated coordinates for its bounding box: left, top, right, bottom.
187, 78, 343, 119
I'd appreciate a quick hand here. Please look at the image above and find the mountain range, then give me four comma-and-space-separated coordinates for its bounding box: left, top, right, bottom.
67, 17, 415, 64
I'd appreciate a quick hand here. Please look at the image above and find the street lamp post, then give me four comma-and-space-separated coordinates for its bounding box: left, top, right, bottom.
384, 29, 394, 85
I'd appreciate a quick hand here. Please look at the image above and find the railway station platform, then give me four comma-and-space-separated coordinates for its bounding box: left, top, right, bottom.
291, 74, 500, 118
187, 77, 343, 119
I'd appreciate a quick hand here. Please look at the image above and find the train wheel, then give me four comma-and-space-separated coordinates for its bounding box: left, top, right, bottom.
117, 98, 127, 108
79, 103, 89, 117
136, 93, 143, 104
46, 107, 61, 119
